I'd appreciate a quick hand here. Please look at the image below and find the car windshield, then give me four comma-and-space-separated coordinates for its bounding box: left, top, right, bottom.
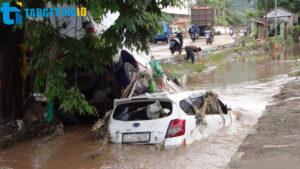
113, 101, 172, 121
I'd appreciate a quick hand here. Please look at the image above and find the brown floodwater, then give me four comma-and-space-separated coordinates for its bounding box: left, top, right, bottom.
0, 46, 299, 169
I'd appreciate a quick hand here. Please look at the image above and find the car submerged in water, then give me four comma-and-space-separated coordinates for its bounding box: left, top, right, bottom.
108, 91, 236, 146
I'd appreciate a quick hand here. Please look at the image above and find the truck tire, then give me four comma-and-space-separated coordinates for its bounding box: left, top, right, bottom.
114, 62, 137, 87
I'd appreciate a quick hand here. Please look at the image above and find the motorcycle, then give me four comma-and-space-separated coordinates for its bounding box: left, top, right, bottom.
189, 31, 199, 41
169, 32, 183, 55
188, 26, 199, 41
205, 31, 213, 45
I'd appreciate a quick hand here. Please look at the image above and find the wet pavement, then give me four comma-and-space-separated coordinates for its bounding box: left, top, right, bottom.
150, 34, 235, 60
0, 46, 299, 169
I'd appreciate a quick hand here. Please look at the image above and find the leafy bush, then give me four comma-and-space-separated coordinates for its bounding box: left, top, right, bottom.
290, 25, 300, 43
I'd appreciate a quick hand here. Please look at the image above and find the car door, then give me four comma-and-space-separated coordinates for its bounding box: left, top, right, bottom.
178, 93, 207, 143
179, 92, 222, 139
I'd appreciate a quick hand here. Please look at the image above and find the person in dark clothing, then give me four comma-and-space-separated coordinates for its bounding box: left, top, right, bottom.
184, 45, 201, 63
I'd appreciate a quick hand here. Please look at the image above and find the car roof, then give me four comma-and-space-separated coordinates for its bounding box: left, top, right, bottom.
114, 90, 206, 105
166, 90, 206, 102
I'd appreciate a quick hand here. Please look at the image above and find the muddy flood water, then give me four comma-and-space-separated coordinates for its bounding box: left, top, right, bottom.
1, 46, 299, 169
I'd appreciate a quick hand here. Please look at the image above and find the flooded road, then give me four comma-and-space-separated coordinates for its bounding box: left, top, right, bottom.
0, 47, 299, 169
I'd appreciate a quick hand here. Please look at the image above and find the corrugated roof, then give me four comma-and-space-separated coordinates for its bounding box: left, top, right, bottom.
250, 17, 267, 24
250, 17, 288, 25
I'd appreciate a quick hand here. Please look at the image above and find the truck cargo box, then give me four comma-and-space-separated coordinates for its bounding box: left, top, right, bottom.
191, 6, 214, 26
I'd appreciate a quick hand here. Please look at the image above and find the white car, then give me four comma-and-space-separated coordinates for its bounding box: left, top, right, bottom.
47, 4, 181, 92
108, 91, 236, 146
170, 25, 182, 34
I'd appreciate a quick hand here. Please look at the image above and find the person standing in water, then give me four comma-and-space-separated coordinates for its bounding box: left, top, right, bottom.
184, 45, 201, 63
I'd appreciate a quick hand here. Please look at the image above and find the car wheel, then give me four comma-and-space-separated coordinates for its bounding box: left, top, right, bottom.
154, 39, 157, 43
115, 62, 137, 87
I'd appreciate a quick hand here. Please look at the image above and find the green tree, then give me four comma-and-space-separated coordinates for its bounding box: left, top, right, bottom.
159, 12, 173, 24
0, 0, 182, 117
245, 10, 264, 21
257, 0, 300, 14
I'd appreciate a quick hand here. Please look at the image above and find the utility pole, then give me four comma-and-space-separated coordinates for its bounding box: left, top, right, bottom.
223, 0, 226, 33
264, 0, 268, 39
275, 0, 277, 37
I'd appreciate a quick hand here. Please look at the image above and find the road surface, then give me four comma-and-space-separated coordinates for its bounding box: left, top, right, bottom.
149, 34, 235, 61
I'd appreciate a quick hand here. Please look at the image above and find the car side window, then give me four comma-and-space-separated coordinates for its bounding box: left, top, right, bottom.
179, 98, 195, 115
180, 93, 205, 115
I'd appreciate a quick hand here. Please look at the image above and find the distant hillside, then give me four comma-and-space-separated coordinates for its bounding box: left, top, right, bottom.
230, 0, 256, 15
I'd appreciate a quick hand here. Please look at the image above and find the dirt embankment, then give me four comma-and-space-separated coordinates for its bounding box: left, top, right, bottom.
228, 73, 300, 169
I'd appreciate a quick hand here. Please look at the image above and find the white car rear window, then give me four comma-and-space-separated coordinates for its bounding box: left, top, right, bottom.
113, 101, 172, 121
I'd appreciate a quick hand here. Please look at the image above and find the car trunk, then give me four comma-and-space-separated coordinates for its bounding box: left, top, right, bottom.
109, 100, 175, 144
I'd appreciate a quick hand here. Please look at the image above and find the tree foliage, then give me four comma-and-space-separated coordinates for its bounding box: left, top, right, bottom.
257, 0, 300, 14
245, 10, 264, 21
159, 12, 173, 24
196, 0, 244, 26
1, 0, 182, 116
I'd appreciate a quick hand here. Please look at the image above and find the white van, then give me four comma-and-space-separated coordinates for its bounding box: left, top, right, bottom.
47, 4, 181, 92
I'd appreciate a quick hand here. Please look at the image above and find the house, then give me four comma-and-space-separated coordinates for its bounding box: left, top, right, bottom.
250, 17, 269, 39
265, 7, 298, 26
162, 1, 191, 31
250, 7, 298, 39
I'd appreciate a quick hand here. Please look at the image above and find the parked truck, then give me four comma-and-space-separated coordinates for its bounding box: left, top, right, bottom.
191, 6, 214, 36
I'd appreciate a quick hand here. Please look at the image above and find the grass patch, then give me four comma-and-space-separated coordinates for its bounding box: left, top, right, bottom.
161, 63, 207, 77
239, 36, 255, 44
270, 36, 294, 46
188, 63, 207, 72
169, 72, 184, 78
207, 42, 268, 61
295, 71, 300, 76
161, 63, 183, 70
